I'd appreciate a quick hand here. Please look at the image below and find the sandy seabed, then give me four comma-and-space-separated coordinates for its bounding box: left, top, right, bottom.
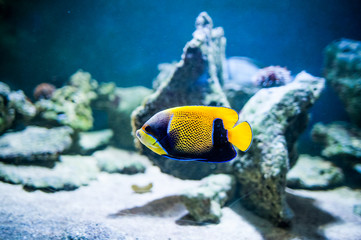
0, 165, 360, 240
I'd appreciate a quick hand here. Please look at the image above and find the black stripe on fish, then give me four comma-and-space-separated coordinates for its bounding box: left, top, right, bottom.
197, 118, 237, 162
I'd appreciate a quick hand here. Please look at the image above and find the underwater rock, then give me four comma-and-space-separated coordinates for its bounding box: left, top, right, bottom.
132, 12, 230, 179
108, 87, 152, 150
223, 57, 261, 112
312, 122, 361, 163
0, 82, 10, 95
324, 39, 361, 127
232, 71, 325, 225
35, 69, 97, 131
152, 62, 178, 90
92, 147, 148, 174
93, 83, 152, 150
0, 82, 14, 134
92, 82, 117, 110
0, 82, 36, 134
68, 69, 98, 95
0, 126, 73, 164
287, 154, 344, 190
354, 164, 361, 175
77, 129, 113, 154
92, 83, 152, 150
180, 174, 235, 223
0, 155, 98, 191
8, 90, 36, 120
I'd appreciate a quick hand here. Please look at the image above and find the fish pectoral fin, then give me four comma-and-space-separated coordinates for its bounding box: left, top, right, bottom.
228, 121, 253, 152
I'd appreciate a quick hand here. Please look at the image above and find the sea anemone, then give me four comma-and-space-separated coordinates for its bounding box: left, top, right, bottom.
252, 66, 291, 88
33, 83, 56, 100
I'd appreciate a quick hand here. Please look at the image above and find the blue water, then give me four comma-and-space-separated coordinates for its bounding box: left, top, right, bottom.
0, 0, 359, 145
1, 0, 360, 92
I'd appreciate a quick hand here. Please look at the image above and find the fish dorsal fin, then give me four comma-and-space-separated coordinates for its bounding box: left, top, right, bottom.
169, 106, 239, 130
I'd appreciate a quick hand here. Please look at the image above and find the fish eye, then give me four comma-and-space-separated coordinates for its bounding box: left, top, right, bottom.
144, 125, 151, 132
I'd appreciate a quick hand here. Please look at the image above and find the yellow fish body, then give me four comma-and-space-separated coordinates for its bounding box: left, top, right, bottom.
136, 106, 253, 162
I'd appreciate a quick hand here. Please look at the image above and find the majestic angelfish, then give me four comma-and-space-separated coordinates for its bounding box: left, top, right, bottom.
136, 106, 253, 162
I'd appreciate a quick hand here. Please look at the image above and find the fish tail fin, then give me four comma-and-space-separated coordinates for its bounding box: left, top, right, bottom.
228, 121, 253, 152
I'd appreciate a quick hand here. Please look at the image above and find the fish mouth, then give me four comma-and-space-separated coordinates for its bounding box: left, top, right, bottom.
136, 129, 167, 155
136, 129, 156, 146
136, 130, 141, 139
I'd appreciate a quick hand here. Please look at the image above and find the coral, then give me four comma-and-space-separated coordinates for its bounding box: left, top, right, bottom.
232, 71, 325, 225
0, 126, 73, 164
287, 154, 344, 190
33, 83, 56, 100
180, 174, 235, 223
36, 70, 97, 131
252, 66, 291, 88
131, 12, 230, 179
324, 39, 361, 127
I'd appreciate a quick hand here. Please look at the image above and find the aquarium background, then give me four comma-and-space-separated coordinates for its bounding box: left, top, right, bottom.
1, 1, 361, 239
1, 0, 360, 90
2, 0, 360, 153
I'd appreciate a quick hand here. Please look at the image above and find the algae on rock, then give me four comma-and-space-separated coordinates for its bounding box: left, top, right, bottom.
132, 12, 230, 179
36, 70, 97, 131
232, 71, 325, 225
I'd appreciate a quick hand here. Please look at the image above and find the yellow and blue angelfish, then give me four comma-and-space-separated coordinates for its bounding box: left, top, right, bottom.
136, 106, 253, 162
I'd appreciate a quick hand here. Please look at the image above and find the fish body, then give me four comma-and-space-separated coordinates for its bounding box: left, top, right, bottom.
136, 106, 253, 162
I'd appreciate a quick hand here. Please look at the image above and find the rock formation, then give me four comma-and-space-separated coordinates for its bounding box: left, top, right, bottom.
132, 12, 231, 179
287, 154, 344, 190
324, 39, 361, 127
233, 71, 325, 225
